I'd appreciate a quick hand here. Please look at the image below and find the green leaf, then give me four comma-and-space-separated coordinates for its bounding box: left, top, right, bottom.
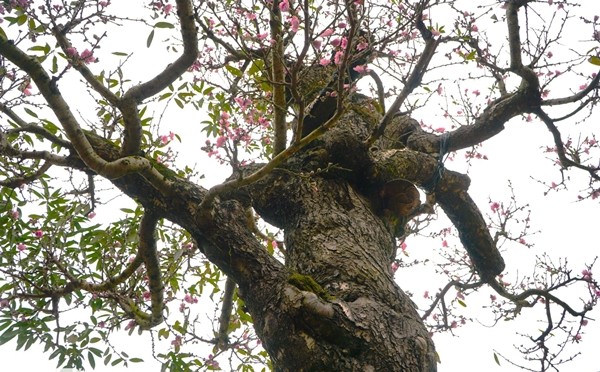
155, 22, 175, 29
588, 56, 600, 66
225, 64, 242, 77
130, 358, 144, 363
457, 299, 467, 307
147, 30, 155, 48
24, 107, 37, 118
0, 327, 19, 346
493, 352, 501, 365
88, 351, 96, 369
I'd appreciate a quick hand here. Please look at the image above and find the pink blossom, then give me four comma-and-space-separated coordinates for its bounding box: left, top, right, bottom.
10, 210, 19, 219
330, 38, 341, 47
312, 40, 322, 49
423, 291, 429, 298
289, 16, 299, 32
124, 320, 136, 330
333, 51, 344, 65
434, 127, 446, 133
471, 24, 479, 32
99, 1, 108, 7
582, 269, 593, 281
66, 47, 78, 57
526, 114, 533, 122
547, 51, 553, 58
573, 333, 582, 341
17, 243, 26, 252
450, 320, 458, 328
163, 4, 173, 15
216, 136, 227, 148
19, 82, 32, 96
490, 202, 500, 213
338, 22, 347, 29
320, 29, 334, 37
391, 262, 399, 273
143, 291, 151, 301
279, 0, 289, 12
171, 335, 183, 347
352, 64, 367, 74
490, 294, 497, 302
400, 242, 407, 251
581, 319, 588, 326
341, 37, 348, 49
179, 302, 187, 312
87, 211, 96, 219
442, 240, 448, 248
579, 84, 587, 91
34, 229, 44, 238
0, 299, 9, 308
80, 49, 97, 64
184, 293, 198, 304
356, 41, 369, 51
319, 57, 331, 67
472, 89, 480, 96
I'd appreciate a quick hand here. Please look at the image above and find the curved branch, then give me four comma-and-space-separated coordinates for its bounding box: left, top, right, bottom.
0, 35, 174, 193
489, 279, 588, 318
535, 108, 600, 180
118, 0, 198, 156
542, 71, 600, 106
121, 0, 198, 103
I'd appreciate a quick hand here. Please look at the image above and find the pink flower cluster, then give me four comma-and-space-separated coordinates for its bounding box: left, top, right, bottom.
151, 1, 173, 15
66, 47, 97, 64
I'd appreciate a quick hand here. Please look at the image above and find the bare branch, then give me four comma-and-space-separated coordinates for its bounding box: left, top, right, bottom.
270, 0, 287, 155
367, 17, 440, 145
542, 71, 600, 106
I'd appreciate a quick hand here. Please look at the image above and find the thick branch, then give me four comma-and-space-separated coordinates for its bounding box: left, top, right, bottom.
370, 149, 505, 281
132, 211, 164, 329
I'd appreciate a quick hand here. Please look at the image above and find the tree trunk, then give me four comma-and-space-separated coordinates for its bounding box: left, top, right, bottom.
81, 95, 502, 371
